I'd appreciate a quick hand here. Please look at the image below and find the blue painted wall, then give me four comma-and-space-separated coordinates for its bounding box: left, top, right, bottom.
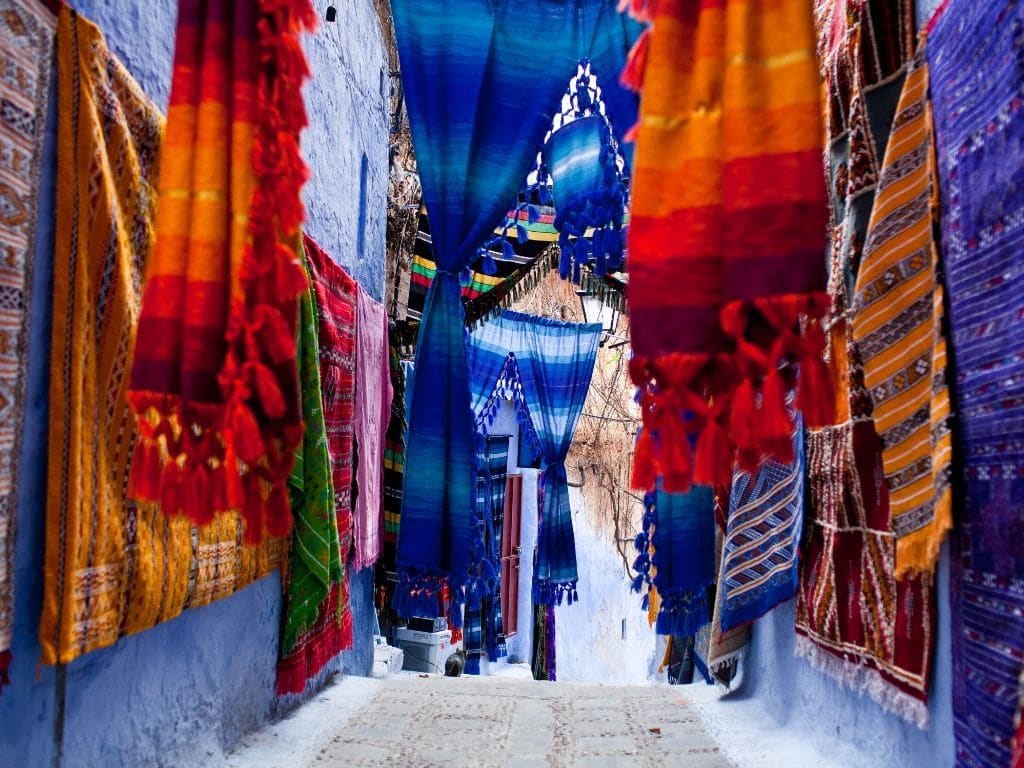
0, 1, 389, 765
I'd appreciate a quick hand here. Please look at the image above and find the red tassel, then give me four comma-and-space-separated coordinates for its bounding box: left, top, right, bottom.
223, 439, 245, 510
160, 461, 184, 517
729, 379, 758, 472
660, 411, 692, 493
128, 438, 160, 501
797, 322, 835, 428
242, 477, 265, 545
265, 483, 293, 538
251, 363, 287, 419
228, 402, 265, 463
187, 463, 215, 526
631, 427, 658, 491
760, 367, 795, 465
694, 418, 733, 487
620, 28, 651, 93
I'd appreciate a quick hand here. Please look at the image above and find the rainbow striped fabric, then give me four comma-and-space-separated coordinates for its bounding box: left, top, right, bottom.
127, 0, 317, 542
626, 0, 831, 492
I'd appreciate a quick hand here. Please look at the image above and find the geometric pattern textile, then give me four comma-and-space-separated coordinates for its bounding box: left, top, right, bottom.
303, 235, 358, 655
929, 2, 1024, 764
851, 44, 953, 577
0, 0, 55, 681
276, 255, 345, 697
40, 9, 281, 666
719, 416, 804, 633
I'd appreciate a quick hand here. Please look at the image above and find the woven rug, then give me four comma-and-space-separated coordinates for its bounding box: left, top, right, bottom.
304, 235, 358, 653
40, 8, 281, 666
719, 414, 804, 633
382, 330, 406, 544
796, 419, 932, 728
929, 2, 1024, 764
850, 42, 953, 577
277, 251, 345, 696
625, 0, 831, 492
0, 0, 56, 683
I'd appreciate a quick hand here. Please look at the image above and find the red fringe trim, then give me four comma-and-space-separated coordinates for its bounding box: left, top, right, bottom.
127, 0, 317, 542
276, 583, 348, 696
630, 293, 832, 492
620, 27, 650, 93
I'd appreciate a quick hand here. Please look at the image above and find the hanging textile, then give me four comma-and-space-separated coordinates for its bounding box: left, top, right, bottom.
391, 0, 637, 617
0, 0, 56, 685
353, 287, 393, 571
796, 421, 933, 727
625, 0, 831, 493
639, 486, 716, 646
466, 310, 601, 604
303, 235, 357, 652
382, 329, 407, 544
928, 2, 1024, 764
41, 8, 281, 666
793, 0, 932, 730
126, 0, 316, 542
405, 206, 557, 326
277, 251, 345, 696
719, 412, 804, 632
850, 45, 953, 578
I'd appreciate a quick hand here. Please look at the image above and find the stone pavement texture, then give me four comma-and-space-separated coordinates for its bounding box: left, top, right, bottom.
224, 674, 734, 768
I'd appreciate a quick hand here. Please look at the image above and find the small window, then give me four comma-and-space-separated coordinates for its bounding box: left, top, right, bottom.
621, 618, 627, 642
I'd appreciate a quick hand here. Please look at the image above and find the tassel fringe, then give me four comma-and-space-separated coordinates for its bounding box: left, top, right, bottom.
127, 0, 317, 541
630, 292, 831, 491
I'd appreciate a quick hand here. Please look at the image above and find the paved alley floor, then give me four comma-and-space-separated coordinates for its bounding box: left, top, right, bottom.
223, 674, 733, 768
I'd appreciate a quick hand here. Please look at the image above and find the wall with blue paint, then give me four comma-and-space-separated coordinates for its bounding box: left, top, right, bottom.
0, 1, 389, 765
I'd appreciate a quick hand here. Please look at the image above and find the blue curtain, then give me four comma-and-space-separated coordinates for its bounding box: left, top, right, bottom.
466, 310, 601, 604
392, 0, 638, 614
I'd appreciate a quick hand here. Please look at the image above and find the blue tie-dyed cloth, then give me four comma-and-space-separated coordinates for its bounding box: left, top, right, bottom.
467, 310, 601, 604
391, 0, 638, 618
719, 417, 804, 632
929, 3, 1024, 765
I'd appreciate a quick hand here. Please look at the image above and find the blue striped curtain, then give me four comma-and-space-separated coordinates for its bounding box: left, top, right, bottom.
467, 310, 601, 604
392, 0, 638, 616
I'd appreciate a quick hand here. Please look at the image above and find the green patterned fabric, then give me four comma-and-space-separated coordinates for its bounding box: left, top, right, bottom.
280, 251, 341, 657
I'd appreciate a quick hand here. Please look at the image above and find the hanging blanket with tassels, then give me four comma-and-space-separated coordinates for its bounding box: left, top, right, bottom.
634, 486, 716, 640
623, 0, 831, 494
719, 409, 804, 632
391, 0, 637, 619
276, 248, 345, 697
466, 310, 601, 605
929, 1, 1024, 764
126, 0, 317, 543
303, 235, 358, 652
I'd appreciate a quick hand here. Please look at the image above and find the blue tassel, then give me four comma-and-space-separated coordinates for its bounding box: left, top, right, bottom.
528, 204, 540, 224
634, 532, 646, 552
516, 224, 528, 244
631, 573, 645, 592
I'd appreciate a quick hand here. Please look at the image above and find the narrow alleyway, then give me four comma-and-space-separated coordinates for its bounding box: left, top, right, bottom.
222, 674, 731, 768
